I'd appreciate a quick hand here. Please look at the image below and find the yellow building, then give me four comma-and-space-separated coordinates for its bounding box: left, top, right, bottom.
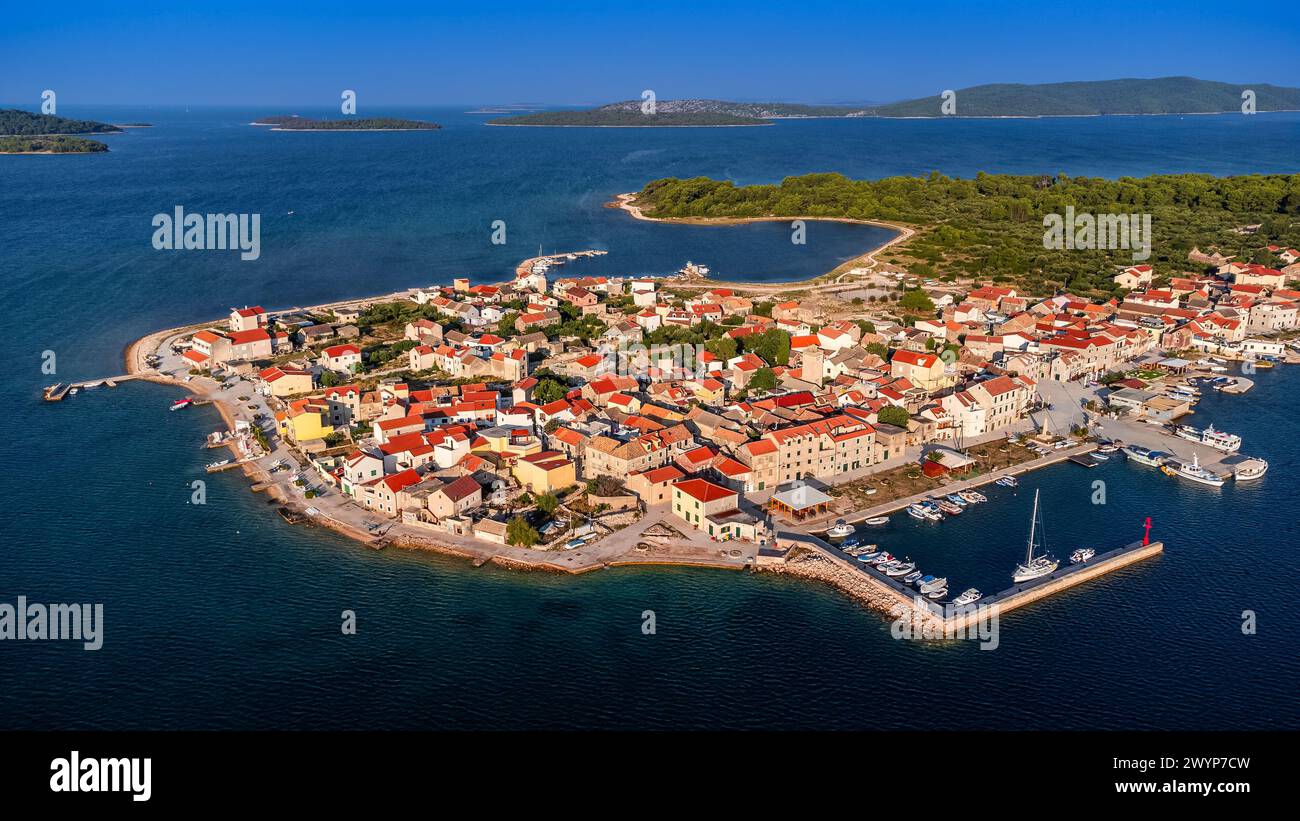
512, 450, 576, 495
281, 398, 334, 443
259, 366, 314, 398
889, 349, 953, 392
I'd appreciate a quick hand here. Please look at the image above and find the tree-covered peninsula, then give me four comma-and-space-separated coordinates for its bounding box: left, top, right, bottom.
0, 109, 122, 135
634, 172, 1300, 298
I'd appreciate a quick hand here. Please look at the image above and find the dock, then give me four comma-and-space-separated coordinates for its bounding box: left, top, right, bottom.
42, 373, 143, 400
803, 534, 1163, 633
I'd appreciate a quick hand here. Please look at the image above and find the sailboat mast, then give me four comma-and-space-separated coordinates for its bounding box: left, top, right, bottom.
1026, 489, 1040, 564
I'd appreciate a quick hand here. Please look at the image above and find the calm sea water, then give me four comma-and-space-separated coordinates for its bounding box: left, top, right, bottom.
3, 107, 1299, 729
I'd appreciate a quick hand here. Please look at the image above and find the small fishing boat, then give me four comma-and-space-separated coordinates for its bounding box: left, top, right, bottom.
907, 504, 930, 520
860, 549, 883, 561
903, 571, 923, 584
936, 499, 962, 515
926, 588, 948, 600
952, 588, 982, 606
841, 536, 860, 548
1092, 453, 1110, 461
1234, 459, 1268, 481
915, 574, 936, 589
1070, 548, 1096, 564
919, 576, 948, 594
995, 475, 1019, 488
885, 561, 916, 577
826, 519, 855, 539
946, 493, 968, 507
870, 552, 895, 566
170, 397, 193, 411
960, 490, 987, 504
69, 387, 79, 396
864, 516, 890, 526
1096, 443, 1118, 454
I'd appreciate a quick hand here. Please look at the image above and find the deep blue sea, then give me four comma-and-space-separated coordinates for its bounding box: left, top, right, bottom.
3, 106, 1299, 729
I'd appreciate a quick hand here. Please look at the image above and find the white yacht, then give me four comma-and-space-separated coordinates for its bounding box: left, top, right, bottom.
1070, 548, 1096, 564
1122, 445, 1166, 466
952, 588, 983, 606
826, 519, 855, 539
1012, 490, 1059, 583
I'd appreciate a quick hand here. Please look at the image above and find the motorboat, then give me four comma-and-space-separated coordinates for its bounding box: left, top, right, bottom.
1012, 490, 1060, 582
907, 505, 929, 520
860, 549, 883, 561
1070, 548, 1096, 564
936, 499, 963, 515
919, 576, 948, 594
1091, 453, 1109, 461
864, 516, 890, 526
826, 519, 855, 539
1170, 453, 1225, 487
915, 574, 936, 589
952, 588, 983, 606
1096, 442, 1119, 454
870, 552, 895, 566
885, 561, 916, 577
926, 588, 948, 600
960, 490, 987, 504
995, 475, 1019, 488
1233, 459, 1269, 481
1122, 445, 1166, 466
946, 493, 968, 507
170, 397, 193, 411
902, 571, 923, 584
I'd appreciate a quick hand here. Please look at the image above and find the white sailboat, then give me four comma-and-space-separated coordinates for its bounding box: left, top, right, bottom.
1012, 489, 1059, 583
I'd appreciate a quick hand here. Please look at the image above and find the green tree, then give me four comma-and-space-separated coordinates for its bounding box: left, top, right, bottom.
536, 492, 559, 515
506, 517, 540, 547
749, 366, 777, 391
877, 406, 911, 427
898, 288, 935, 314
533, 377, 569, 404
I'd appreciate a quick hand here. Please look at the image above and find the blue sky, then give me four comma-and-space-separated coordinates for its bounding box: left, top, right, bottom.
3, 0, 1298, 106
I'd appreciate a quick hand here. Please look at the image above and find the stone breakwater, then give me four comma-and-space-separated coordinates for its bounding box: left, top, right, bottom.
759, 549, 926, 622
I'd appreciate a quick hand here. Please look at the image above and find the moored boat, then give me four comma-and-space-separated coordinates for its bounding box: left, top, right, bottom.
926, 588, 948, 600
903, 571, 923, 583
936, 499, 962, 515
1170, 453, 1225, 487
864, 516, 890, 526
1070, 548, 1096, 564
170, 397, 193, 411
960, 490, 987, 503
885, 561, 916, 577
1122, 445, 1166, 466
1012, 489, 1059, 582
952, 588, 982, 606
995, 475, 1019, 488
919, 576, 948, 594
1233, 459, 1268, 481
826, 519, 855, 539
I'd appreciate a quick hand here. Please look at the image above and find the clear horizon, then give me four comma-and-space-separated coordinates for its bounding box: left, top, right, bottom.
3, 0, 1298, 107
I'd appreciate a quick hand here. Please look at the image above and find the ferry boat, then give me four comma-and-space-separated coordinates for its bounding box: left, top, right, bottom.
864, 516, 890, 526
1012, 490, 1059, 583
1070, 548, 1096, 564
170, 397, 193, 411
952, 588, 983, 606
1233, 459, 1269, 481
826, 519, 855, 539
1168, 453, 1225, 487
919, 576, 948, 594
1174, 424, 1241, 453
1122, 445, 1166, 466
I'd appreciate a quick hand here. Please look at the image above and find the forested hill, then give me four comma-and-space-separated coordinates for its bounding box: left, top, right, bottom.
869, 77, 1300, 117
635, 172, 1300, 297
0, 109, 122, 135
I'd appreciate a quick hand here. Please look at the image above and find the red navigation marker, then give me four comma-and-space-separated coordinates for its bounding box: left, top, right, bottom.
1142, 516, 1153, 546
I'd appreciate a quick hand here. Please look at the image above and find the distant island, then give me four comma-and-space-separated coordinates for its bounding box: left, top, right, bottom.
251, 115, 441, 131
489, 100, 869, 126
869, 77, 1300, 117
0, 108, 123, 136
0, 135, 109, 154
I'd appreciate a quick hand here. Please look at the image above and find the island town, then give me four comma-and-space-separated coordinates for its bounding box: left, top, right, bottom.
46, 235, 1300, 625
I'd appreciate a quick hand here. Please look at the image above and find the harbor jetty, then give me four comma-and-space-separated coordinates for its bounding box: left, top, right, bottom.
781, 530, 1164, 633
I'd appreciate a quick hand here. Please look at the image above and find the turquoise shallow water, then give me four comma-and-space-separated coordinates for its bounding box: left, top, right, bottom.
2, 107, 1299, 728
